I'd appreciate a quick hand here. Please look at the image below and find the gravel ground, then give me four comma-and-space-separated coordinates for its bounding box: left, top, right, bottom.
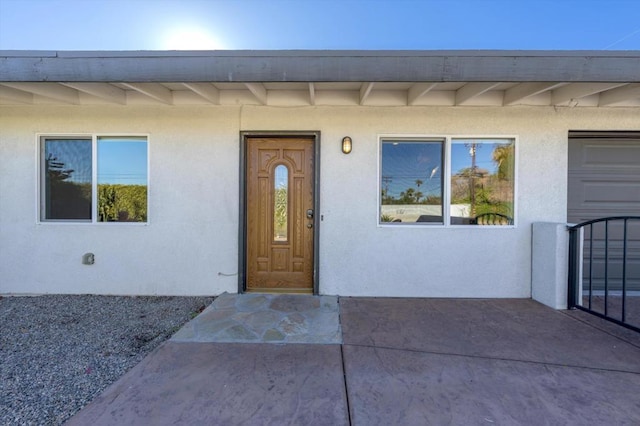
0, 295, 214, 426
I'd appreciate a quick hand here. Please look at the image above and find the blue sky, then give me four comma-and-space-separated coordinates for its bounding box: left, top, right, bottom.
1, 0, 639, 50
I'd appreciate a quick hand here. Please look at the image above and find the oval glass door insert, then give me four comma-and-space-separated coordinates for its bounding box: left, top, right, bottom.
274, 165, 288, 241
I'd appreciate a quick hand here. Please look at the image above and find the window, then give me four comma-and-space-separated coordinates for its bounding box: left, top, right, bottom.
380, 139, 444, 224
40, 135, 148, 223
450, 139, 514, 225
380, 137, 515, 226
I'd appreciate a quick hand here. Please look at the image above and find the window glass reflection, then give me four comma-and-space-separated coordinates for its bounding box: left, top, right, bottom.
450, 139, 514, 225
97, 137, 148, 222
43, 139, 92, 220
380, 140, 443, 224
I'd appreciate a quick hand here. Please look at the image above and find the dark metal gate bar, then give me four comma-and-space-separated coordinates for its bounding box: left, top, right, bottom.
568, 216, 640, 333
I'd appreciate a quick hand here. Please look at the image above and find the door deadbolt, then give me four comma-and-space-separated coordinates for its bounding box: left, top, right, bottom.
306, 209, 314, 219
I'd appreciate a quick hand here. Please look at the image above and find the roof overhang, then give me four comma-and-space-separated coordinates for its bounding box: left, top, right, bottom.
1, 50, 639, 107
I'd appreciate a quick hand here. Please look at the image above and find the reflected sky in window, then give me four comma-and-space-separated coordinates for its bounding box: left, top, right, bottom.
97, 137, 148, 185
381, 141, 442, 198
451, 139, 514, 175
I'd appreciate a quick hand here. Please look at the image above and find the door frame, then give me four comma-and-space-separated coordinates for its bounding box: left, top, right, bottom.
238, 131, 321, 295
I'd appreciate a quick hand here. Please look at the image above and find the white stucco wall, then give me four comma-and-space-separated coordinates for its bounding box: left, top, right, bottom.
1, 104, 638, 296
0, 106, 241, 295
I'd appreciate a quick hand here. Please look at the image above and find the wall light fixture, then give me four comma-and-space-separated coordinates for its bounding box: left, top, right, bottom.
342, 136, 352, 154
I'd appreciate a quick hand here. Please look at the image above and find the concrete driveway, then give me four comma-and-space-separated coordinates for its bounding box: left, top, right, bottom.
66, 295, 640, 425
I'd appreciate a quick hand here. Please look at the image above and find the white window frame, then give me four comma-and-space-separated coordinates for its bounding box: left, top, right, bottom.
36, 133, 150, 225
378, 134, 517, 228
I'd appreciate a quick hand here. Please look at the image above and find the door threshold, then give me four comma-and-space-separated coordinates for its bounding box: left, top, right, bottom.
245, 288, 314, 295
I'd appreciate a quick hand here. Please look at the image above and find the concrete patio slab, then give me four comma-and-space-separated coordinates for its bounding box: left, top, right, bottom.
67, 296, 640, 425
66, 342, 348, 426
339, 297, 640, 373
343, 345, 640, 426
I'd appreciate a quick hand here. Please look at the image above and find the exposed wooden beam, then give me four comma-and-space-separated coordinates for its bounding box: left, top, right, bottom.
308, 83, 316, 105
182, 83, 219, 104
0, 84, 34, 104
121, 83, 173, 104
551, 83, 627, 105
598, 83, 640, 106
359, 82, 375, 105
455, 82, 501, 105
1, 82, 79, 104
244, 83, 267, 104
503, 82, 566, 105
407, 83, 438, 105
61, 82, 126, 104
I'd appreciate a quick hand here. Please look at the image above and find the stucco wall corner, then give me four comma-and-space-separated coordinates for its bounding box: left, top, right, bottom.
531, 222, 569, 310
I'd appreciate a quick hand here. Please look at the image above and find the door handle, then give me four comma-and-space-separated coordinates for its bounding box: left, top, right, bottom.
306, 209, 314, 219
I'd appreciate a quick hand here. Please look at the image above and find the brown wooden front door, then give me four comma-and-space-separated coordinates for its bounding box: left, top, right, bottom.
245, 136, 315, 293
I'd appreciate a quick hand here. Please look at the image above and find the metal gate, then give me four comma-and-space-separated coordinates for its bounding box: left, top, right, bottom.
568, 216, 640, 332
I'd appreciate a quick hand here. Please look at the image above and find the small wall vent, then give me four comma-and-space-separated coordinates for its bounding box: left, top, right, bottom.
82, 253, 95, 265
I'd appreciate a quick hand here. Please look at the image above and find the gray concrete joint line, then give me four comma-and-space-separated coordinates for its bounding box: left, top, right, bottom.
342, 343, 640, 376
340, 344, 353, 426
337, 298, 352, 425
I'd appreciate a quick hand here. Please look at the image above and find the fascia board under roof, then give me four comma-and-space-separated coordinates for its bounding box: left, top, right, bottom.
1, 50, 639, 83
